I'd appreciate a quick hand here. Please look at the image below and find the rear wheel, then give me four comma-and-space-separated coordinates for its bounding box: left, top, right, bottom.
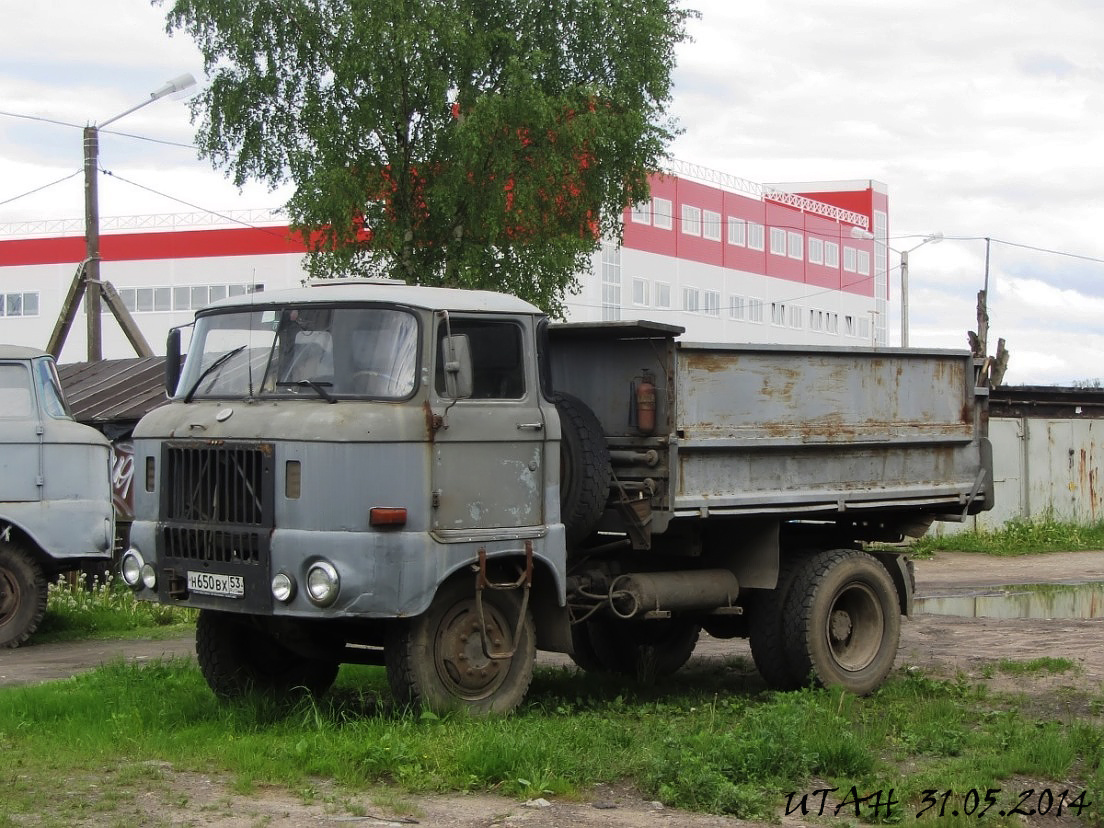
747, 557, 805, 690
386, 577, 535, 714
585, 618, 700, 681
782, 549, 901, 695
195, 610, 339, 699
0, 542, 46, 649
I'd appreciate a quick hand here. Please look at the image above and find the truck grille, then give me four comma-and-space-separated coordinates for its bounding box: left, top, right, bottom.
160, 441, 274, 566
163, 442, 273, 526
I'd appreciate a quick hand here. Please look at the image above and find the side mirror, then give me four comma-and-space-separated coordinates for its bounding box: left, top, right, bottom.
165, 328, 182, 395
441, 334, 473, 399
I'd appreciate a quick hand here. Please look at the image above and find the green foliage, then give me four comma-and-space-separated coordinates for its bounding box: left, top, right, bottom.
911, 516, 1104, 557
160, 0, 695, 316
34, 571, 196, 642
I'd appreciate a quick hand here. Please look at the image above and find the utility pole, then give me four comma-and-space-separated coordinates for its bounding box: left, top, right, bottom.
83, 125, 102, 361
78, 74, 195, 362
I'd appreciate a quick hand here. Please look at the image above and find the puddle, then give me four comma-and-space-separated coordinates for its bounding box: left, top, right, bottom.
915, 582, 1104, 620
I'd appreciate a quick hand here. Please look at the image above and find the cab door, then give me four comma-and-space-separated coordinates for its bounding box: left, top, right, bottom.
430, 316, 546, 533
0, 361, 42, 502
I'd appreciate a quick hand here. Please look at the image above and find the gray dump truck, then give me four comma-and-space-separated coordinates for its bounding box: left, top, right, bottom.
1, 345, 116, 647
124, 281, 992, 711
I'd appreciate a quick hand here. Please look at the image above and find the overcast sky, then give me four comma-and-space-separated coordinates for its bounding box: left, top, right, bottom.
2, 0, 1102, 385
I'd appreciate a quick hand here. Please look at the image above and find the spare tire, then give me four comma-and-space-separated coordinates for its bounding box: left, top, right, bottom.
553, 392, 611, 543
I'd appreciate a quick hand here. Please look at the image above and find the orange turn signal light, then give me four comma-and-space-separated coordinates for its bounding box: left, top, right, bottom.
369, 507, 407, 527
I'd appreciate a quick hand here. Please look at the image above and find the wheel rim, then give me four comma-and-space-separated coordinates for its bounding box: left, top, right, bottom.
434, 598, 512, 701
824, 581, 884, 672
0, 567, 19, 627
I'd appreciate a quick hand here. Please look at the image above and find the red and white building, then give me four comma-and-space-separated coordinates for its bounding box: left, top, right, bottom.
0, 162, 888, 361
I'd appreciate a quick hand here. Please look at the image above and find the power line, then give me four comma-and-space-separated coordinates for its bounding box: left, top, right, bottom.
0, 169, 82, 207
0, 109, 198, 150
102, 168, 292, 241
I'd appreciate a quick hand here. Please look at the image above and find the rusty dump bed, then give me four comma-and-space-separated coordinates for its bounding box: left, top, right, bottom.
672, 342, 990, 518
548, 323, 992, 523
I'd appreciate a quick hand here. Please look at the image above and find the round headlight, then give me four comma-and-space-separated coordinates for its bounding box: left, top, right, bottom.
140, 563, 157, 590
120, 549, 144, 587
271, 571, 296, 603
305, 561, 339, 607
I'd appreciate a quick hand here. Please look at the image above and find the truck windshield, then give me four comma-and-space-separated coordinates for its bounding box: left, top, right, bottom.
177, 305, 420, 400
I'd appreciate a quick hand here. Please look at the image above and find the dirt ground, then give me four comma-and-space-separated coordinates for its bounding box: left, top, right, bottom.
2, 550, 1103, 827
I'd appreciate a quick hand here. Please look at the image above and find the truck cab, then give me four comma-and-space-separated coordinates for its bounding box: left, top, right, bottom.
126, 282, 567, 711
0, 345, 115, 647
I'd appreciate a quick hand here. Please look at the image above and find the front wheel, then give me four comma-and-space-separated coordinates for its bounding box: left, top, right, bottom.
782, 549, 901, 695
195, 610, 340, 699
0, 542, 46, 649
386, 577, 535, 714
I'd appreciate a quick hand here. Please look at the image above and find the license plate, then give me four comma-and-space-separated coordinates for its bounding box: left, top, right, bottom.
187, 570, 245, 598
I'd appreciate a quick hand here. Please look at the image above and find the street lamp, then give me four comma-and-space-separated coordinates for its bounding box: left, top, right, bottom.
850, 228, 942, 348
896, 233, 942, 348
84, 74, 196, 361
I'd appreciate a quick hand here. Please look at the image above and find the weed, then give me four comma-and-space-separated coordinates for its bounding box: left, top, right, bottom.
35, 570, 196, 643
910, 516, 1104, 557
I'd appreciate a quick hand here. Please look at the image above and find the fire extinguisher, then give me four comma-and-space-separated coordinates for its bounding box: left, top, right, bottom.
635, 369, 656, 435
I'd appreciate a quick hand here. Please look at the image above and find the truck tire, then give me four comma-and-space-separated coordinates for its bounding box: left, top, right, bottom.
195, 610, 339, 699
0, 542, 47, 649
585, 618, 700, 681
553, 393, 611, 543
782, 549, 901, 695
386, 576, 535, 714
747, 556, 806, 691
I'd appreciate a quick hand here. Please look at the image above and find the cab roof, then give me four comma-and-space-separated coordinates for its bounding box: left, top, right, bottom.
0, 344, 49, 360
201, 280, 543, 316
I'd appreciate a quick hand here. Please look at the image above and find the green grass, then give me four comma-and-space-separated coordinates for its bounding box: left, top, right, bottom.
909, 517, 1104, 557
0, 661, 1101, 826
32, 571, 196, 644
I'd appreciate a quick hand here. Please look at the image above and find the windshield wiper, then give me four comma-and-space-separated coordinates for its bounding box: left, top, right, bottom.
276, 380, 337, 404
183, 345, 246, 403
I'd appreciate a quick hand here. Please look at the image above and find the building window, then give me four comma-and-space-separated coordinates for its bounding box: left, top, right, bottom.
769, 227, 787, 256
770, 301, 786, 326
0, 292, 38, 317
652, 198, 673, 230
826, 312, 839, 334
789, 304, 803, 329
824, 241, 840, 268
787, 231, 803, 260
702, 210, 722, 241
808, 237, 824, 265
857, 250, 871, 276
729, 295, 745, 320
843, 246, 857, 273
748, 222, 765, 251
858, 316, 871, 340
703, 290, 720, 316
845, 315, 856, 336
683, 287, 700, 313
630, 201, 651, 225
727, 217, 746, 247
748, 297, 765, 323
632, 278, 650, 306
601, 242, 621, 321
809, 309, 823, 331
681, 204, 702, 237
654, 282, 671, 308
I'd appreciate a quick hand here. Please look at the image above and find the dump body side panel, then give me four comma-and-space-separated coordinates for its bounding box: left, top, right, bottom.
672, 343, 989, 518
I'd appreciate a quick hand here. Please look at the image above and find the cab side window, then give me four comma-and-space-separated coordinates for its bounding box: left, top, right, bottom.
435, 320, 525, 399
0, 364, 34, 418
